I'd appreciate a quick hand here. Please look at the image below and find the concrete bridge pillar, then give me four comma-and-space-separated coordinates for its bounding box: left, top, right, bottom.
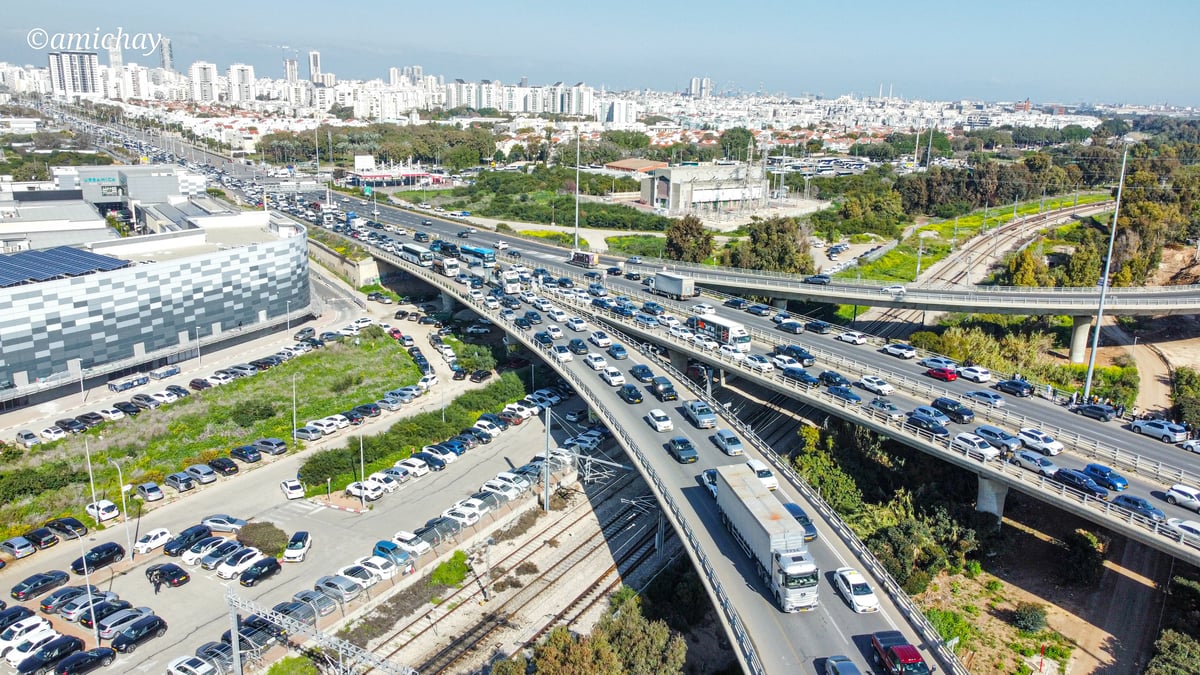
439, 291, 457, 314
1069, 315, 1092, 364
669, 349, 689, 374
714, 367, 726, 387
976, 476, 1009, 521
772, 297, 788, 310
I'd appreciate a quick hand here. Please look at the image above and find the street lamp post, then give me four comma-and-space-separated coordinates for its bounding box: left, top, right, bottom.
286, 300, 292, 338
358, 435, 366, 510
291, 374, 298, 449
106, 459, 134, 560
75, 533, 101, 647
1083, 146, 1131, 401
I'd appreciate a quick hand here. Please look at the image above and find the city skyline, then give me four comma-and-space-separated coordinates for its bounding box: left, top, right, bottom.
3, 1, 1200, 106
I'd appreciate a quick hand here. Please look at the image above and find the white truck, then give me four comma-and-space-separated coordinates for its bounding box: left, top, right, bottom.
715, 464, 819, 612
647, 272, 697, 300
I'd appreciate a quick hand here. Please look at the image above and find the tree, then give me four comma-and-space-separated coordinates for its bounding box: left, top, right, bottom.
664, 215, 713, 263
596, 591, 687, 675
1146, 630, 1200, 674
718, 127, 754, 161
533, 626, 622, 675
1006, 247, 1052, 287
1060, 529, 1106, 586
729, 216, 814, 273
444, 144, 480, 172
456, 343, 496, 373
1011, 602, 1047, 633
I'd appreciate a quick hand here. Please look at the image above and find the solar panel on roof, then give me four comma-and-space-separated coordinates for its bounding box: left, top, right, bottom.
0, 246, 129, 288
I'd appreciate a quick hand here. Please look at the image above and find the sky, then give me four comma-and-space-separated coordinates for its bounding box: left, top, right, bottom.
3, 0, 1199, 106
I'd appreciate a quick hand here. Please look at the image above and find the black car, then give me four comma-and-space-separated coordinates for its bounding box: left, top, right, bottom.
931, 397, 975, 424
1075, 403, 1116, 422
14, 634, 84, 674
618, 384, 644, 404
163, 525, 213, 556
567, 339, 588, 355
75, 412, 105, 429
165, 385, 191, 399
781, 367, 821, 386
478, 413, 509, 431
195, 641, 235, 672
0, 606, 34, 633
112, 401, 141, 417
1052, 469, 1109, 500
39, 586, 88, 614
22, 528, 59, 550
239, 557, 282, 587
461, 427, 492, 445
724, 298, 750, 310
230, 445, 262, 463
354, 403, 382, 418
111, 614, 168, 653
470, 370, 492, 383
417, 316, 442, 327
189, 378, 212, 391
996, 379, 1033, 397
412, 452, 446, 471
775, 344, 816, 367
451, 368, 468, 383
44, 518, 88, 539
393, 309, 410, 320
805, 321, 833, 334
145, 562, 189, 583
629, 364, 654, 383
77, 600, 132, 629
10, 570, 69, 600
818, 371, 851, 387
71, 543, 124, 575
54, 418, 88, 434
208, 457, 239, 476
457, 229, 471, 238
523, 311, 543, 325
804, 274, 831, 285
55, 646, 116, 674
513, 317, 531, 330
904, 413, 950, 438
777, 321, 805, 334
340, 410, 365, 425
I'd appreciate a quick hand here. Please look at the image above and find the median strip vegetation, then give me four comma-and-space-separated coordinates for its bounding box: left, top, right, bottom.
0, 328, 419, 538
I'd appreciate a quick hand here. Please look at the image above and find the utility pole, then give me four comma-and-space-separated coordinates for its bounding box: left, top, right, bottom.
573, 127, 581, 251
1084, 146, 1130, 400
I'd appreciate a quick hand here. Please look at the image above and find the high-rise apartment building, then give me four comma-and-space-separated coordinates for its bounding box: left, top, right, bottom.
308, 50, 321, 82
159, 38, 174, 72
284, 58, 298, 83
189, 61, 218, 102
108, 44, 122, 70
47, 51, 100, 98
227, 64, 256, 102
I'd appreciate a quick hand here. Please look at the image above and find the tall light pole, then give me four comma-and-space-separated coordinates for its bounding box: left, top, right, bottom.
286, 300, 292, 338
74, 533, 100, 647
573, 127, 581, 251
1083, 146, 1130, 401
358, 435, 366, 510
83, 439, 99, 513
107, 459, 134, 559
194, 325, 201, 366
291, 374, 298, 449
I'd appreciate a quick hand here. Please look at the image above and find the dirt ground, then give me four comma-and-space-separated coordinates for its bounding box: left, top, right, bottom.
919, 494, 1172, 675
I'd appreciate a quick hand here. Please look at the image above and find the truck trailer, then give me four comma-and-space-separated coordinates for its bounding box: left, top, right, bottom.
647, 272, 697, 300
714, 464, 819, 611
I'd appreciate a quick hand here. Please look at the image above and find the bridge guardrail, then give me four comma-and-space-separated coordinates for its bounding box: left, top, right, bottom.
381, 251, 767, 675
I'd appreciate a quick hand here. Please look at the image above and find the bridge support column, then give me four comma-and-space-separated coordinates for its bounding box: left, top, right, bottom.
976, 475, 1009, 521
669, 349, 688, 374
772, 297, 788, 310
714, 367, 726, 388
1069, 315, 1092, 364
439, 291, 456, 314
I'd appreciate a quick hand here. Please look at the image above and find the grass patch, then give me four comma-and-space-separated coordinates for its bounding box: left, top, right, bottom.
0, 331, 420, 538
309, 226, 370, 261
926, 608, 979, 651
518, 230, 585, 248
606, 234, 665, 258
357, 283, 402, 303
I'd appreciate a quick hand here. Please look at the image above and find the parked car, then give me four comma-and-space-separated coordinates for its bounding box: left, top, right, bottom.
70, 543, 124, 575
1052, 469, 1109, 500
111, 614, 168, 653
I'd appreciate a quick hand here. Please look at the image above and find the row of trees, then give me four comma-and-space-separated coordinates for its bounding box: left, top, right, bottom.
257, 122, 497, 171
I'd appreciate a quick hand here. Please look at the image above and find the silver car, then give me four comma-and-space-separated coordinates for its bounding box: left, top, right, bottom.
292, 590, 338, 617
200, 540, 242, 570
97, 606, 153, 640
314, 575, 362, 603
58, 591, 118, 622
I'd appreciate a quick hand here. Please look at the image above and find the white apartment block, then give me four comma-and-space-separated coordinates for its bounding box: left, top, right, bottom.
227, 64, 257, 103
189, 61, 219, 102
48, 52, 100, 99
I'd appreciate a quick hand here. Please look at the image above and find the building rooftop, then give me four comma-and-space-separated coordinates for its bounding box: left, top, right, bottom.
0, 246, 130, 288
0, 200, 104, 224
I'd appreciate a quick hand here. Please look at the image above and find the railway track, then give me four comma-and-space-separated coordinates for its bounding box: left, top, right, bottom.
412, 501, 659, 673
855, 201, 1112, 338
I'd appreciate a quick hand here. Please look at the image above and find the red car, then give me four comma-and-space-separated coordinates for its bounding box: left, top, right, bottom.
927, 367, 958, 382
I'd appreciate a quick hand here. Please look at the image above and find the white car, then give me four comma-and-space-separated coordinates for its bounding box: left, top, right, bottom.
692, 303, 716, 315
771, 354, 799, 370
457, 497, 493, 518
133, 527, 172, 554
0, 617, 52, 657
836, 331, 868, 345
4, 628, 60, 669
519, 291, 538, 304
167, 656, 220, 675
307, 418, 339, 435
566, 317, 588, 331
668, 325, 694, 340
583, 353, 609, 371
1018, 428, 1064, 456
882, 343, 917, 359
181, 538, 226, 565
647, 409, 674, 432
346, 481, 385, 501
833, 567, 881, 613
959, 366, 992, 383
744, 355, 774, 372
600, 367, 626, 386
546, 325, 564, 340
552, 345, 573, 363
151, 390, 178, 404
86, 499, 120, 522
692, 335, 719, 351
918, 356, 957, 371
337, 565, 380, 589
442, 506, 481, 527
393, 531, 433, 557
97, 408, 126, 421
215, 547, 262, 579
547, 308, 567, 322
473, 420, 503, 438
952, 433, 1001, 461
40, 427, 66, 441
480, 479, 522, 501
719, 344, 746, 361
280, 479, 305, 499
396, 457, 430, 477
857, 375, 895, 396
484, 297, 500, 309
368, 472, 401, 493
589, 331, 613, 347
880, 285, 907, 296
354, 555, 400, 580
1165, 518, 1200, 545
657, 314, 681, 328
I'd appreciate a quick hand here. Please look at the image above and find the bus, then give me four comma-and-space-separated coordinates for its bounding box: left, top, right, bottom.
569, 250, 600, 268
459, 245, 497, 268
687, 314, 752, 353
399, 243, 434, 267
107, 373, 150, 393
432, 255, 461, 277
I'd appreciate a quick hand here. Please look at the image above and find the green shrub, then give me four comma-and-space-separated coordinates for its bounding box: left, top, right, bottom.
237, 521, 290, 558
231, 399, 276, 428
266, 656, 319, 675
964, 560, 982, 579
330, 372, 365, 393
430, 550, 470, 588
1012, 602, 1047, 633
